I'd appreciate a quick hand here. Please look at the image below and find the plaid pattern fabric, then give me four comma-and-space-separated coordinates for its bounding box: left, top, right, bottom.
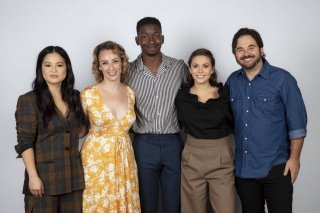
15, 91, 85, 195
24, 189, 83, 213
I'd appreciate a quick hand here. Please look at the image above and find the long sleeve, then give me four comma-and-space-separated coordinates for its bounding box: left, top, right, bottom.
15, 93, 38, 157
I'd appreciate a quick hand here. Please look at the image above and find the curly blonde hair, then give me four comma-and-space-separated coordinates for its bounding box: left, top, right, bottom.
92, 41, 129, 83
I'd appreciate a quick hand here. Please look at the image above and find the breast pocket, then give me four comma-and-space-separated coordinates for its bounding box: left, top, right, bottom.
254, 92, 282, 116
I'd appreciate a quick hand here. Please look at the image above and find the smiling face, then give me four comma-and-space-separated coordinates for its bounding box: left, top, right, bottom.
98, 49, 122, 82
135, 24, 164, 57
41, 52, 67, 87
189, 55, 214, 85
234, 35, 264, 71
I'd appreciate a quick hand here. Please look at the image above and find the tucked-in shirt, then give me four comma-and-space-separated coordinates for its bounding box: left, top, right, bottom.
175, 84, 233, 139
226, 60, 307, 178
127, 54, 189, 134
15, 91, 84, 195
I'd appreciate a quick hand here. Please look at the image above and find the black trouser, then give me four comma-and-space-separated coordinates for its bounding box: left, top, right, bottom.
236, 163, 293, 213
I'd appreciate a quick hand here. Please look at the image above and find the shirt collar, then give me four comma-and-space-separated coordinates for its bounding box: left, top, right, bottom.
236, 59, 271, 80
135, 53, 172, 72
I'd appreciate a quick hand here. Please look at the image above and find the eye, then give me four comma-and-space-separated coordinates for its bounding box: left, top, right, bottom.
153, 33, 162, 40
204, 64, 210, 68
57, 63, 64, 67
140, 34, 148, 40
113, 59, 120, 64
191, 64, 198, 69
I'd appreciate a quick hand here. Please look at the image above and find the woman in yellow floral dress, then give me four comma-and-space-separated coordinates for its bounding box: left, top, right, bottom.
80, 41, 140, 213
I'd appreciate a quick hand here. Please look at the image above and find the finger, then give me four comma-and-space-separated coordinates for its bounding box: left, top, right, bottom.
291, 173, 297, 184
283, 164, 290, 176
41, 184, 45, 194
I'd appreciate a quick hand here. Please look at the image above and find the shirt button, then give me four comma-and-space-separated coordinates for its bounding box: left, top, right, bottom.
244, 150, 248, 154
246, 110, 249, 113
245, 137, 247, 140
245, 124, 248, 127
248, 83, 251, 86
247, 96, 250, 99
65, 147, 70, 151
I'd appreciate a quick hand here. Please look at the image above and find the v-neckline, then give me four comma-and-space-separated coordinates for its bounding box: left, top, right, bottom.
94, 85, 130, 123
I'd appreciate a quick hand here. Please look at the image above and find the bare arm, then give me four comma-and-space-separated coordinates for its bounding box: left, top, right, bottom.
21, 148, 44, 197
283, 138, 305, 184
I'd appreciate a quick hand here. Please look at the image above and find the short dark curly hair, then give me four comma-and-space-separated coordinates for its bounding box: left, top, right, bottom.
136, 17, 162, 34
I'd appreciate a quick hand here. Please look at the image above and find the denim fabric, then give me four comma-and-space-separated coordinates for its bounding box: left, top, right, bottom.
226, 60, 307, 178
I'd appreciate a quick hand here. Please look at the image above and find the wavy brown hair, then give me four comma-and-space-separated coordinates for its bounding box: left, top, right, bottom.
92, 41, 129, 83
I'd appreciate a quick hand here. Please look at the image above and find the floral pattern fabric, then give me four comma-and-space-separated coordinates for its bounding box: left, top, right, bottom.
81, 85, 140, 213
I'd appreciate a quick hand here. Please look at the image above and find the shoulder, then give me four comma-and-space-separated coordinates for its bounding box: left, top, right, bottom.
17, 91, 36, 103
126, 85, 135, 96
218, 83, 230, 98
80, 84, 97, 102
81, 84, 96, 94
266, 63, 297, 84
176, 86, 189, 100
163, 54, 185, 66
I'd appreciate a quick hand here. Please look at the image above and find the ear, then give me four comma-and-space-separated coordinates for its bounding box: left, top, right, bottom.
260, 47, 265, 57
161, 35, 164, 44
135, 36, 139, 45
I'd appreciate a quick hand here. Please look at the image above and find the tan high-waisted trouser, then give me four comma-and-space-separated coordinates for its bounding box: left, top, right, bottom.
181, 134, 236, 213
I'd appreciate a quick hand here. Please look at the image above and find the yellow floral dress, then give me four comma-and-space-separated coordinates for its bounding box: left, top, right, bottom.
80, 85, 140, 213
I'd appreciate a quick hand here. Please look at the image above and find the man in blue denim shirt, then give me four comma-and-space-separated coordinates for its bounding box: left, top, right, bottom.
226, 28, 307, 213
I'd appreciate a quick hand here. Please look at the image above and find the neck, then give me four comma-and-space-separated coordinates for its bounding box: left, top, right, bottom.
192, 82, 212, 92
141, 53, 162, 71
99, 80, 123, 92
47, 83, 62, 98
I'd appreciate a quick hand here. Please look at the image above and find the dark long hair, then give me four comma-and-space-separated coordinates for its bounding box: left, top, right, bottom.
32, 46, 87, 127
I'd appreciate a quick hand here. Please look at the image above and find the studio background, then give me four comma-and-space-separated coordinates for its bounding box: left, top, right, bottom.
1, 0, 319, 212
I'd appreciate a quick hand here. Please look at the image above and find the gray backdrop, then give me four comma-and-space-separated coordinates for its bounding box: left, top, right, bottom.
1, 0, 319, 212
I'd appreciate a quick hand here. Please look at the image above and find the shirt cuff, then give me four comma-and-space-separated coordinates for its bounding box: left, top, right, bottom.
288, 129, 307, 139
15, 143, 34, 158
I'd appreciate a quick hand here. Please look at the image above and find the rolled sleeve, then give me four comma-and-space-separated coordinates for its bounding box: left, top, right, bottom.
15, 94, 37, 157
282, 74, 308, 140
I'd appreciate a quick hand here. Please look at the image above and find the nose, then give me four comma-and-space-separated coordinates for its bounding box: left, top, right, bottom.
52, 65, 58, 72
148, 35, 155, 43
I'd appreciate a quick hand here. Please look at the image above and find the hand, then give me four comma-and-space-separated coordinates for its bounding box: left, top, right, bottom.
283, 158, 300, 184
29, 175, 44, 198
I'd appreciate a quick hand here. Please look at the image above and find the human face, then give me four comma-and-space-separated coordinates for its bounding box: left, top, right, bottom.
189, 55, 214, 85
98, 50, 122, 82
41, 52, 67, 87
234, 35, 264, 71
136, 24, 164, 57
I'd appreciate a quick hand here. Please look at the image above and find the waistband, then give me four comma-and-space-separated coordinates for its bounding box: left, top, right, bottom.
186, 134, 233, 147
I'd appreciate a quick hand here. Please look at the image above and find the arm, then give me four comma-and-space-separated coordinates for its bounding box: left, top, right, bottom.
281, 74, 307, 184
284, 138, 304, 184
15, 94, 43, 197
21, 148, 44, 197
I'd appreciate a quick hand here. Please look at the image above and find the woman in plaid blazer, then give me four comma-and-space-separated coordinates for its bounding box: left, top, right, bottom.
15, 46, 88, 213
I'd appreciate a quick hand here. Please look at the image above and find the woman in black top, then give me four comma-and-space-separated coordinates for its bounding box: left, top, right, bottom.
175, 48, 236, 213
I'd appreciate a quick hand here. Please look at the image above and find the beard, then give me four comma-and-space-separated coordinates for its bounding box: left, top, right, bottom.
236, 50, 264, 70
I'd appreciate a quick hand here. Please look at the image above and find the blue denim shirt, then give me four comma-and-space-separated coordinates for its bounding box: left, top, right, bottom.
226, 60, 307, 178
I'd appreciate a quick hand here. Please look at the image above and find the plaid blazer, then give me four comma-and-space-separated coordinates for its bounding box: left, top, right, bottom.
15, 91, 85, 195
